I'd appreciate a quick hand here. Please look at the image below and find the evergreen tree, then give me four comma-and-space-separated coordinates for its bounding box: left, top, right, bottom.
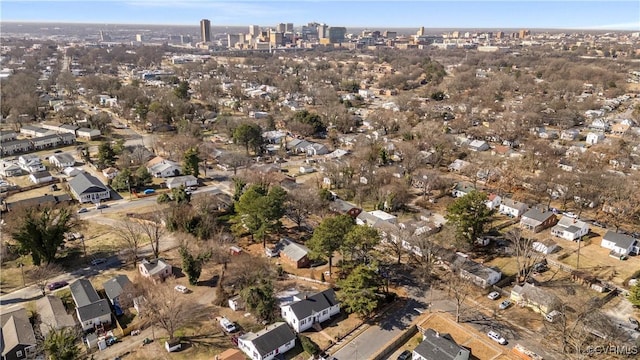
182, 147, 201, 177
445, 190, 494, 247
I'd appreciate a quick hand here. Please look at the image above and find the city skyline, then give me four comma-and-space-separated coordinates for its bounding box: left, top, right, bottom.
1, 1, 639, 31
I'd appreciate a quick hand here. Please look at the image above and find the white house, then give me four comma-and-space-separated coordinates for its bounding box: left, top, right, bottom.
49, 153, 75, 168
68, 173, 110, 204
280, 289, 340, 333
237, 322, 296, 360
499, 198, 529, 218
600, 231, 639, 258
485, 194, 502, 210
138, 258, 172, 283
453, 255, 501, 289
413, 328, 470, 360
147, 157, 181, 178
551, 216, 589, 241
76, 128, 101, 140
468, 139, 489, 152
585, 132, 605, 145
69, 279, 112, 332
29, 171, 53, 184
102, 167, 119, 180
18, 155, 45, 173
165, 175, 198, 189
0, 161, 22, 177
532, 239, 558, 255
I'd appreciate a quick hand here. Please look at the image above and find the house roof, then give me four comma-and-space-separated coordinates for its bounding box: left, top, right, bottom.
239, 322, 296, 357
50, 153, 75, 164
165, 175, 198, 187
0, 139, 32, 148
102, 274, 132, 302
329, 199, 361, 215
414, 328, 467, 360
1, 308, 36, 357
602, 231, 637, 250
556, 216, 588, 230
36, 295, 76, 336
453, 256, 501, 281
76, 299, 111, 322
217, 348, 245, 360
30, 170, 52, 179
512, 282, 559, 309
287, 289, 338, 320
69, 279, 101, 308
278, 238, 310, 262
521, 208, 555, 224
140, 258, 171, 276
501, 198, 528, 211
32, 134, 60, 142
68, 173, 108, 196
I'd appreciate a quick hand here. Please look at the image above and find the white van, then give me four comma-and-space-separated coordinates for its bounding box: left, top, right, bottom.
545, 310, 562, 323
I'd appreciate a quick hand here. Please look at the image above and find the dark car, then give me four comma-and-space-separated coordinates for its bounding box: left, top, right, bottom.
397, 350, 412, 360
47, 281, 68, 291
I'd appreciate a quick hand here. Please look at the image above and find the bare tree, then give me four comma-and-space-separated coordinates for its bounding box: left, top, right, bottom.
113, 220, 144, 266
28, 263, 63, 296
506, 228, 543, 285
137, 211, 165, 259
442, 272, 473, 323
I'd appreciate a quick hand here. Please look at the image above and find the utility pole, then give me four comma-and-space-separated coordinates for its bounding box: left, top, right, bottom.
18, 262, 25, 287
576, 235, 583, 270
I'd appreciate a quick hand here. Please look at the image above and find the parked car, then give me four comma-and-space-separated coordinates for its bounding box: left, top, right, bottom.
591, 220, 607, 228
174, 285, 188, 294
397, 350, 412, 360
47, 281, 68, 291
499, 300, 512, 310
487, 291, 500, 300
95, 204, 108, 210
487, 330, 507, 345
219, 317, 237, 333
91, 258, 107, 266
143, 189, 155, 195
77, 208, 88, 213
564, 212, 577, 219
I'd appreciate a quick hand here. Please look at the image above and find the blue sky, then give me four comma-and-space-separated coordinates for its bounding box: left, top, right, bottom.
2, 1, 639, 30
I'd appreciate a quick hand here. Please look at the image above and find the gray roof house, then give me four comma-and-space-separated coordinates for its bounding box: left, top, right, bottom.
138, 258, 172, 282
601, 231, 639, 258
103, 275, 132, 316
49, 153, 75, 168
452, 255, 501, 289
0, 307, 37, 360
237, 322, 296, 360
266, 238, 311, 269
413, 328, 470, 360
68, 173, 110, 204
551, 216, 589, 241
511, 282, 560, 316
520, 208, 558, 233
36, 295, 76, 337
499, 198, 529, 218
69, 279, 112, 331
280, 289, 340, 332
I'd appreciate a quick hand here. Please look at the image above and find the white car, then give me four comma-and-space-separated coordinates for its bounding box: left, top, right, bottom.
499, 300, 512, 310
487, 330, 507, 345
219, 317, 237, 333
487, 291, 500, 300
174, 285, 188, 294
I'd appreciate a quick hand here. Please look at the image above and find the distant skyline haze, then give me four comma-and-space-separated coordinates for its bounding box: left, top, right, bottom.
1, 1, 639, 30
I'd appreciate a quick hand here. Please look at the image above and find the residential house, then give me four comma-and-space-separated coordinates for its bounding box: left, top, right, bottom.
63, 167, 84, 177
287, 139, 313, 154
0, 139, 32, 156
511, 282, 560, 316
589, 119, 609, 132
237, 322, 296, 360
532, 239, 559, 255
498, 199, 529, 218
0, 308, 37, 360
328, 199, 362, 218
448, 159, 470, 172
68, 173, 110, 204
468, 139, 489, 152
36, 295, 76, 337
41, 123, 78, 135
103, 275, 132, 316
413, 328, 470, 360
76, 128, 101, 140
17, 155, 45, 173
216, 349, 246, 360
0, 161, 22, 177
20, 125, 51, 137
49, 153, 75, 168
451, 182, 476, 198
165, 175, 198, 189
280, 289, 340, 332
600, 231, 639, 258
69, 279, 112, 331
228, 295, 245, 312
0, 130, 17, 142
29, 170, 53, 184
356, 210, 397, 227
520, 208, 558, 233
452, 255, 501, 289
551, 216, 589, 241
31, 134, 61, 150
102, 167, 119, 180
485, 194, 502, 210
138, 258, 172, 283
58, 132, 76, 145
560, 129, 579, 141
306, 143, 329, 156
147, 157, 181, 178
266, 238, 311, 269
585, 132, 605, 145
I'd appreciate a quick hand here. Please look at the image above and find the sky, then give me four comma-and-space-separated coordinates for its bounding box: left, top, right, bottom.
1, 0, 639, 30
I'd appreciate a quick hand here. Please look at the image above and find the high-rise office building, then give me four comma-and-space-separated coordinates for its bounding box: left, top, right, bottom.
276, 23, 287, 33
328, 27, 347, 43
200, 19, 211, 42
285, 23, 294, 32
417, 27, 425, 36
249, 25, 261, 37
519, 29, 530, 39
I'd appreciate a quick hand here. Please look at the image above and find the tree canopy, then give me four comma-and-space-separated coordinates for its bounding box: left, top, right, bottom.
233, 123, 263, 154
182, 147, 201, 177
445, 190, 494, 247
12, 207, 76, 265
307, 215, 355, 276
43, 327, 81, 360
233, 184, 286, 247
338, 264, 381, 318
